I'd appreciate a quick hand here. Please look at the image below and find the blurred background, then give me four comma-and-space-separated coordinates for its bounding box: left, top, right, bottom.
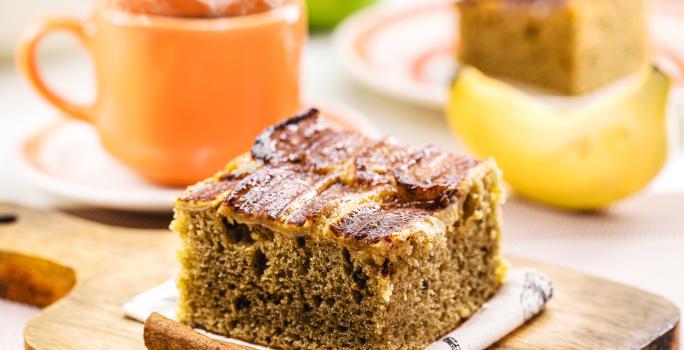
1, 0, 683, 348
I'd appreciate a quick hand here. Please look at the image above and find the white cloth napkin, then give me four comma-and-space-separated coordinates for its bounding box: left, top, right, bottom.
123, 268, 552, 350
0, 300, 39, 350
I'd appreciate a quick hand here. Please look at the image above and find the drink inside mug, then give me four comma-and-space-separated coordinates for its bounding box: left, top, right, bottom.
106, 0, 285, 17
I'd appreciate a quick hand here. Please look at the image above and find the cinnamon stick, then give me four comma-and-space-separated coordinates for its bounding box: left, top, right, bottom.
143, 312, 254, 350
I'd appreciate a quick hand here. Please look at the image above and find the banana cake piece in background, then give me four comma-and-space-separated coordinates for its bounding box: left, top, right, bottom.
457, 0, 649, 95
171, 109, 506, 350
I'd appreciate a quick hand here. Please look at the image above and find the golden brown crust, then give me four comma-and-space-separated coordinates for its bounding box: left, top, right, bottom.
178, 108, 486, 244
284, 182, 357, 226
394, 145, 479, 205
250, 108, 367, 174
353, 137, 410, 186
180, 179, 242, 203
225, 166, 333, 220
329, 204, 433, 244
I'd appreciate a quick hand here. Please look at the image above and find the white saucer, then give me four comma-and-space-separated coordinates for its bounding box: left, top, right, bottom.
19, 121, 183, 212
334, 0, 684, 109
334, 0, 455, 109
18, 104, 378, 212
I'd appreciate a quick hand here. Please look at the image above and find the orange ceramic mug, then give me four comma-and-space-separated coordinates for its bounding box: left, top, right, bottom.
16, 0, 306, 186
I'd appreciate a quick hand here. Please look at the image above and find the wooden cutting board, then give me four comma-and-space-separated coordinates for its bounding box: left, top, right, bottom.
0, 203, 679, 350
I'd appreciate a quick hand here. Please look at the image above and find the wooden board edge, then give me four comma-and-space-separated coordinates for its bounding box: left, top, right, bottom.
644, 322, 680, 350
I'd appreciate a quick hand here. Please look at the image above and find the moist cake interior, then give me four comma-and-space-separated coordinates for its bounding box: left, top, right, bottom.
172, 109, 506, 349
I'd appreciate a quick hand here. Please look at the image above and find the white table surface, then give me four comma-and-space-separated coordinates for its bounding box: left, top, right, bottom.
2, 11, 684, 350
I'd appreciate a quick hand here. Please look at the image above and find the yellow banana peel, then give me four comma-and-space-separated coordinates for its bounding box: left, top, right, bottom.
446, 66, 671, 210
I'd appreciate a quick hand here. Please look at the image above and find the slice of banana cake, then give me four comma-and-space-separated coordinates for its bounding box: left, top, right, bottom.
171, 108, 506, 350
457, 0, 648, 95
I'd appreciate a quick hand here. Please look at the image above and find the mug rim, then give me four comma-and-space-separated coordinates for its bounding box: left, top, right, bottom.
99, 0, 301, 30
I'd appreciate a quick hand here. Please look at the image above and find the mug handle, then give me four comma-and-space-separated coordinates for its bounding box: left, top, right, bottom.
16, 17, 95, 123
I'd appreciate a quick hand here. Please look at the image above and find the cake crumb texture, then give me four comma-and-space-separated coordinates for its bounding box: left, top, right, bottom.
172, 109, 506, 349
458, 0, 648, 94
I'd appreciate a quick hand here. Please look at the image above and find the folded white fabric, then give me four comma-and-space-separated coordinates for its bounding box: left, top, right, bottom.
124, 268, 552, 350
426, 268, 552, 350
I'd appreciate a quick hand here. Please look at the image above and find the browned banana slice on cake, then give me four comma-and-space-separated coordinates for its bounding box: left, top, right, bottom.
394, 146, 478, 206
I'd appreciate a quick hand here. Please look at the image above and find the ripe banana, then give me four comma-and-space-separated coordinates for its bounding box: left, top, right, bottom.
446, 66, 671, 210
